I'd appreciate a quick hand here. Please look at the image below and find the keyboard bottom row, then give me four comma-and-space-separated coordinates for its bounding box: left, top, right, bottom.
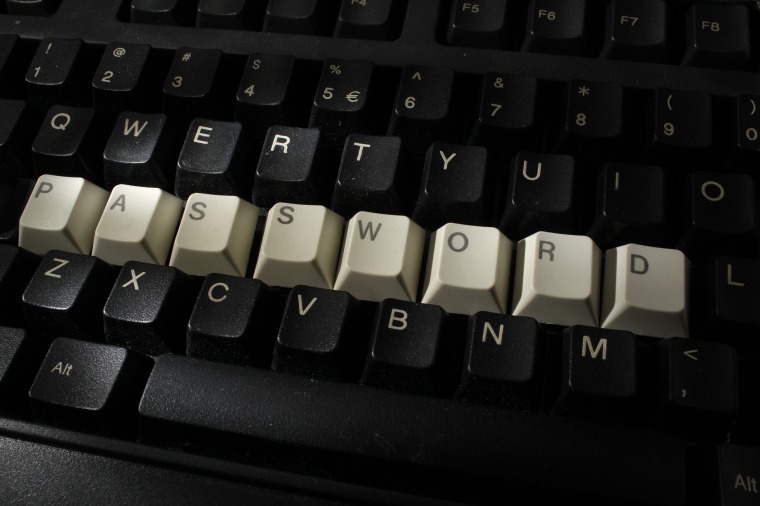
1, 323, 760, 505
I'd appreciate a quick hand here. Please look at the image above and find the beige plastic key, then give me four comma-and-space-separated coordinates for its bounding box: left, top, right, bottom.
19, 175, 109, 256
512, 231, 602, 327
421, 223, 511, 315
334, 211, 425, 302
253, 202, 343, 289
169, 193, 259, 277
601, 243, 689, 338
92, 184, 182, 266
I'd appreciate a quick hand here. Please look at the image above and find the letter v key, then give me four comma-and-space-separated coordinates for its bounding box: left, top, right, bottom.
298, 294, 317, 315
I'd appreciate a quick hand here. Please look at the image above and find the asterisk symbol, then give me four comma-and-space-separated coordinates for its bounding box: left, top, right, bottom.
578, 86, 591, 97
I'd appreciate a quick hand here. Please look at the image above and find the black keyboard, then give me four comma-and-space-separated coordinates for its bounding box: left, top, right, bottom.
1, 0, 760, 504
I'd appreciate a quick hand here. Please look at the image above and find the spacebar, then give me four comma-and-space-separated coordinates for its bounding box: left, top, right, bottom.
139, 355, 686, 505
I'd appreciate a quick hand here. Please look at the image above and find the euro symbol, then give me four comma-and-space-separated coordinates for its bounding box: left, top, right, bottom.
346, 90, 361, 103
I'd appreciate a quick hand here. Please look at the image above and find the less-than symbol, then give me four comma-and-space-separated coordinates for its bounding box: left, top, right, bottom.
683, 349, 699, 361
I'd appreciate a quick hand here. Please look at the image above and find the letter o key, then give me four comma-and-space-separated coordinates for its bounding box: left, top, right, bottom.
448, 232, 469, 252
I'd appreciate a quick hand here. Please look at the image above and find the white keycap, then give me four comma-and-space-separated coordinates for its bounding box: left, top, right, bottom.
93, 184, 182, 266
334, 211, 425, 302
169, 194, 259, 277
512, 231, 602, 326
253, 202, 344, 289
421, 223, 511, 315
19, 175, 109, 256
601, 243, 689, 338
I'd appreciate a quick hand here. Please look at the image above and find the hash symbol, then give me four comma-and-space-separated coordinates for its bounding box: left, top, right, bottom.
182, 52, 192, 62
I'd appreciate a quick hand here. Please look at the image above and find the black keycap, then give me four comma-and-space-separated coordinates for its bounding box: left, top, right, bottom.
31, 106, 105, 184
7, 0, 61, 15
522, 0, 586, 56
678, 172, 756, 262
25, 38, 88, 111
553, 80, 624, 163
0, 100, 36, 178
716, 445, 760, 506
140, 354, 687, 505
457, 313, 542, 410
130, 0, 194, 25
334, 0, 403, 41
196, 0, 265, 30
103, 261, 197, 356
730, 95, 760, 169
0, 34, 27, 97
163, 47, 223, 122
387, 65, 453, 154
645, 89, 712, 164
22, 250, 115, 342
600, 0, 666, 63
263, 0, 338, 36
102, 112, 180, 191
0, 177, 33, 244
272, 286, 360, 380
175, 119, 252, 199
361, 299, 448, 395
331, 134, 406, 218
235, 53, 299, 138
309, 58, 374, 146
92, 42, 154, 118
187, 274, 277, 367
658, 339, 738, 440
0, 326, 47, 408
552, 326, 638, 421
588, 162, 666, 250
469, 73, 538, 153
253, 125, 329, 207
413, 141, 489, 229
0, 245, 39, 326
682, 3, 751, 70
499, 151, 577, 240
446, 0, 508, 49
695, 257, 760, 351
29, 337, 152, 432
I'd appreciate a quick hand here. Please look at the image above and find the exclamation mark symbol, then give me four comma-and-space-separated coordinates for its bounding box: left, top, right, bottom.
45, 42, 52, 54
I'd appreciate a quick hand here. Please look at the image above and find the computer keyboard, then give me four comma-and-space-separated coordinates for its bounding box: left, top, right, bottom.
0, 0, 759, 504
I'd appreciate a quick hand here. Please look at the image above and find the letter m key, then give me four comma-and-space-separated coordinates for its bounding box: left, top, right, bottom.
581, 335, 607, 360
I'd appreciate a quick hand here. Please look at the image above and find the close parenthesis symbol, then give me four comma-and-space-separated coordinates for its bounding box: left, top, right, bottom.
751, 99, 756, 116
